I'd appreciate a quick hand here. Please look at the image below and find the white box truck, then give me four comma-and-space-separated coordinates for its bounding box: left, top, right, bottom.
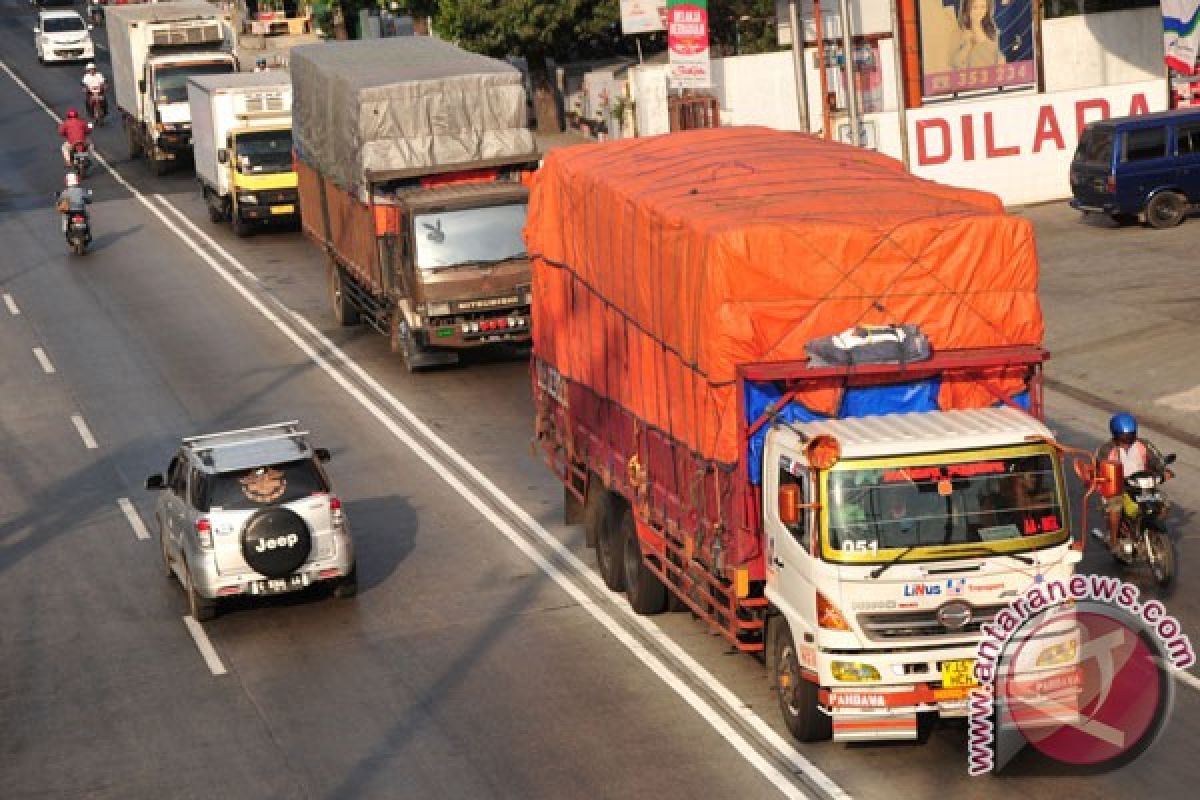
107, 2, 237, 175
188, 72, 296, 236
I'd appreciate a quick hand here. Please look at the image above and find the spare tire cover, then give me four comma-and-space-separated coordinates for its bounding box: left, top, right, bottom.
241, 507, 312, 579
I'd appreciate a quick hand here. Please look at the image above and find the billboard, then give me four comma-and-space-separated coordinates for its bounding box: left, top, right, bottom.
667, 0, 711, 89
621, 0, 667, 35
918, 0, 1035, 98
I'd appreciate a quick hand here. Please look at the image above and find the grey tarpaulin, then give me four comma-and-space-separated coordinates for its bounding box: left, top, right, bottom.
289, 37, 538, 192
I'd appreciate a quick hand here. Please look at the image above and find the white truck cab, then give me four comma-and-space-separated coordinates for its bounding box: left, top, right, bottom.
763, 406, 1083, 742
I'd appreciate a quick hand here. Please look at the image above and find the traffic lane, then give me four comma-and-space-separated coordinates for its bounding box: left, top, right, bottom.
0, 74, 792, 800
1019, 201, 1200, 441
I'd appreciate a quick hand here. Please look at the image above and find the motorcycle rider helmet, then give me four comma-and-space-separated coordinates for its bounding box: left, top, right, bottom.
1109, 412, 1138, 439
66, 108, 78, 119
65, 171, 80, 187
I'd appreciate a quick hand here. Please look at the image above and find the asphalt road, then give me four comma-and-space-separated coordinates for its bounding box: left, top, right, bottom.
2, 3, 1200, 798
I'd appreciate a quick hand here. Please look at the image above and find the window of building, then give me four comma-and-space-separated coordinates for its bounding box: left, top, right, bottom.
1044, 0, 1159, 18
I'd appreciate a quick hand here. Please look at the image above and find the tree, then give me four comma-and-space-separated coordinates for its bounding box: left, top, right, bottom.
437, 0, 627, 133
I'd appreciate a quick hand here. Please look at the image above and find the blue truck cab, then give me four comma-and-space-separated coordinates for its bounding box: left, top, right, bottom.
1070, 108, 1200, 229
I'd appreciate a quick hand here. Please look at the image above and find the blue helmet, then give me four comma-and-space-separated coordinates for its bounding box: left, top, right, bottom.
1109, 412, 1137, 438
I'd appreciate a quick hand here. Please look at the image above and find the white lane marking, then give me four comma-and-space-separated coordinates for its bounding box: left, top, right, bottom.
3, 293, 19, 315
71, 413, 97, 449
1, 56, 841, 799
1157, 385, 1200, 413
183, 616, 227, 676
1176, 669, 1200, 693
118, 497, 150, 541
33, 347, 56, 374
156, 199, 849, 796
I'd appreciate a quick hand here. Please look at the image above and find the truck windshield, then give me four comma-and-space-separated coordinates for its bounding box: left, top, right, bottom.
413, 204, 527, 270
43, 17, 87, 33
235, 130, 293, 174
154, 62, 235, 105
823, 449, 1066, 563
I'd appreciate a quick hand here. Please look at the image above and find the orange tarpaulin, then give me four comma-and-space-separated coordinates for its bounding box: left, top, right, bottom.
526, 127, 1043, 466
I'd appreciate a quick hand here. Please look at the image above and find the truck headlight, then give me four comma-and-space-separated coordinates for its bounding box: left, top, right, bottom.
426, 302, 452, 317
831, 661, 881, 682
1035, 638, 1078, 668
237, 194, 258, 205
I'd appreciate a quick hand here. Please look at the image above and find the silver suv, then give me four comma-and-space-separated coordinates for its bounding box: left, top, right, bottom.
145, 421, 356, 621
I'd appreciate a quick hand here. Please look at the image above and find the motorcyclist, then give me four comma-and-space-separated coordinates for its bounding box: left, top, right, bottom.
58, 109, 93, 168
81, 63, 107, 118
1093, 412, 1170, 555
55, 171, 91, 238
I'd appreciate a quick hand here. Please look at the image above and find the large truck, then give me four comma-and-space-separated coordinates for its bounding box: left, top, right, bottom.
291, 37, 539, 370
188, 72, 296, 235
529, 127, 1093, 743
107, 3, 237, 175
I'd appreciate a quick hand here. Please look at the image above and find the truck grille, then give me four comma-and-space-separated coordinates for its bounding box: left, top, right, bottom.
150, 22, 223, 47
257, 189, 297, 205
857, 604, 1006, 641
243, 93, 285, 114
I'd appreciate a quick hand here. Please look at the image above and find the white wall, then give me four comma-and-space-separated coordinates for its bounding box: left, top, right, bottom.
1042, 8, 1164, 93
710, 51, 802, 130
907, 80, 1167, 205
632, 64, 670, 136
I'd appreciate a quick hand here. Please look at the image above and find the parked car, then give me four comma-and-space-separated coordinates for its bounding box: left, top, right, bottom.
1070, 108, 1200, 229
34, 10, 95, 64
145, 421, 356, 621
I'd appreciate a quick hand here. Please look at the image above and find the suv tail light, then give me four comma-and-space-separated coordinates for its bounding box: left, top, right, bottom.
195, 517, 213, 549
1105, 175, 1116, 194
329, 496, 344, 529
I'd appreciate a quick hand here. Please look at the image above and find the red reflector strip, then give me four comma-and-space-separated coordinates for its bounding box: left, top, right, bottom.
318, 568, 341, 579
217, 586, 243, 596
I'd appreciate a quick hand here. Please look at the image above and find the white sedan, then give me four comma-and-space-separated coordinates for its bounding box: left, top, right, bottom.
34, 10, 95, 64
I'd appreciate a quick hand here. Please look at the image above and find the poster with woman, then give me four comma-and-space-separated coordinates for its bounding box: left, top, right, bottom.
918, 0, 1036, 99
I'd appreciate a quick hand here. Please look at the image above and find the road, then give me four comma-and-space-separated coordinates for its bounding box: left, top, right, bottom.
2, 4, 1199, 797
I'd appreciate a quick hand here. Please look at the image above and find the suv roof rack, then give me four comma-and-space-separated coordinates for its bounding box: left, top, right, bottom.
183, 421, 310, 466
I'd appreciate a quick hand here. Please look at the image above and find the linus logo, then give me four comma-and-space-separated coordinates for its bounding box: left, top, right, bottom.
255, 533, 299, 552
903, 582, 943, 597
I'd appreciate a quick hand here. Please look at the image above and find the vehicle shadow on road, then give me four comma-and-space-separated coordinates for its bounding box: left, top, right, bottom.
89, 223, 142, 252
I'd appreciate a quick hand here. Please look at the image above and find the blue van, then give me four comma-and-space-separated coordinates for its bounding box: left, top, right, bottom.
1069, 108, 1200, 229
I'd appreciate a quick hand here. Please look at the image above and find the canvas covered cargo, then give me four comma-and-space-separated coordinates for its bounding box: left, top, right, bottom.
526, 127, 1044, 467
289, 37, 537, 192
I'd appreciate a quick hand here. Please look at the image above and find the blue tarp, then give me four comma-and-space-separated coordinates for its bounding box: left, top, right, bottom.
744, 379, 1030, 484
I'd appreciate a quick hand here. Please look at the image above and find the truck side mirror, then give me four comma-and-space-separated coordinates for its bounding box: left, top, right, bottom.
138, 78, 146, 94
217, 148, 228, 164
145, 474, 166, 490
1095, 461, 1124, 498
778, 483, 801, 526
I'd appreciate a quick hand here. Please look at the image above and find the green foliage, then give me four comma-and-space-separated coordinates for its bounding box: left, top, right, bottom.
436, 0, 624, 64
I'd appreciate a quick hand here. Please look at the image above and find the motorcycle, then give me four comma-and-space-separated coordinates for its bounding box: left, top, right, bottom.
65, 210, 91, 256
1112, 454, 1178, 588
71, 141, 92, 178
86, 86, 107, 124
88, 0, 104, 26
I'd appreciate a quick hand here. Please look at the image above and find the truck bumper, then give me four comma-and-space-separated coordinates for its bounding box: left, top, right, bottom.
1069, 198, 1117, 215
424, 308, 533, 349
237, 190, 300, 221
156, 132, 192, 154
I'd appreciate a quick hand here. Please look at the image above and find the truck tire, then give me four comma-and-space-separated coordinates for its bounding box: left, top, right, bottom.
329, 264, 361, 326
1145, 191, 1186, 229
127, 123, 141, 159
770, 618, 830, 742
619, 507, 667, 615
595, 494, 625, 592
151, 153, 170, 177
204, 190, 225, 224
582, 477, 607, 549
232, 212, 254, 238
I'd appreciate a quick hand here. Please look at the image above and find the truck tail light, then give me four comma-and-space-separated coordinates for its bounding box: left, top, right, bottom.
817, 590, 850, 631
195, 518, 213, 549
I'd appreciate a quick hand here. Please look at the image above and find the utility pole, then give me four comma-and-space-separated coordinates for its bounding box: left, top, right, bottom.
787, 0, 810, 133
837, 0, 861, 146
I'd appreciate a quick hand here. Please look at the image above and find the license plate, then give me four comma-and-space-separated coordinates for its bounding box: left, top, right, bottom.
270, 204, 295, 215
1135, 493, 1156, 503
254, 573, 308, 594
941, 659, 977, 689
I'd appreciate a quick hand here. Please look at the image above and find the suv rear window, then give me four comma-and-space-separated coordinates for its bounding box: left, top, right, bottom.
206, 460, 328, 511
1123, 127, 1167, 162
1075, 127, 1113, 166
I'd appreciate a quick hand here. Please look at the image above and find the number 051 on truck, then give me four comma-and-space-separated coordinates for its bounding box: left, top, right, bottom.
528, 127, 1087, 743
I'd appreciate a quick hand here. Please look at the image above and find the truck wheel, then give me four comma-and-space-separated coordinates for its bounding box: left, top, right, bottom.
127, 124, 141, 159
771, 619, 830, 742
1145, 191, 1186, 229
620, 507, 667, 615
232, 213, 254, 238
151, 155, 170, 177
595, 495, 625, 592
582, 477, 607, 549
205, 191, 225, 224
329, 264, 361, 326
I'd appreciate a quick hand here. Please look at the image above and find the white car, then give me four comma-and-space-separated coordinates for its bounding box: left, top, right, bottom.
34, 10, 95, 64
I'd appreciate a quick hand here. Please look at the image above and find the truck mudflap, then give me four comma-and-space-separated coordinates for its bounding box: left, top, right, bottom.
822, 684, 977, 742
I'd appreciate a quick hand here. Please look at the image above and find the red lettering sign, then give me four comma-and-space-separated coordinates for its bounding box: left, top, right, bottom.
984, 112, 1019, 158
1075, 98, 1110, 138
1032, 105, 1065, 153
961, 114, 976, 161
916, 119, 952, 166
1128, 93, 1150, 116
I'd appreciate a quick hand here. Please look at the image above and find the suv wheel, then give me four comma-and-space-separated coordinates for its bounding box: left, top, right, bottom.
160, 526, 174, 579
183, 556, 217, 622
333, 565, 358, 599
1146, 191, 1186, 229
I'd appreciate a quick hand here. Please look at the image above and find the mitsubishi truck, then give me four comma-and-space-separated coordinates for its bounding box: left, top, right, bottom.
107, 3, 237, 175
528, 126, 1093, 744
188, 72, 296, 235
291, 37, 539, 371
